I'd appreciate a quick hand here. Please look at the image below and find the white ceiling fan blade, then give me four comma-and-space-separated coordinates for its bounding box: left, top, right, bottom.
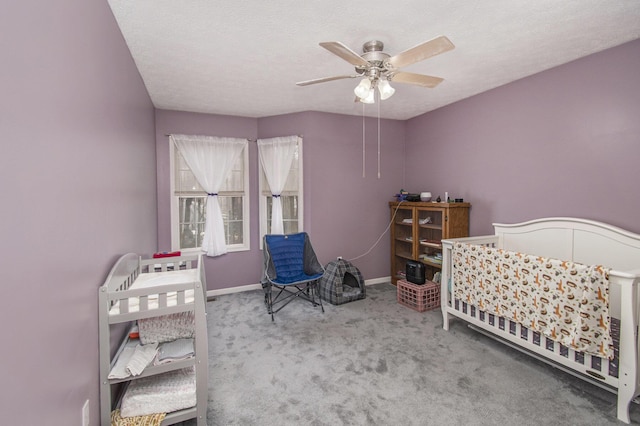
319, 41, 370, 67
391, 72, 444, 88
386, 36, 455, 69
296, 75, 358, 86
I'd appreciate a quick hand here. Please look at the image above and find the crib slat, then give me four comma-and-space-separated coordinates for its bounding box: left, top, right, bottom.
591, 355, 602, 371
139, 295, 148, 311
158, 292, 167, 308
120, 298, 129, 314
520, 325, 528, 341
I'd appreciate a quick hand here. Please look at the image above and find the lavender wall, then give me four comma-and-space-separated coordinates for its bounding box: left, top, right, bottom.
405, 39, 640, 236
155, 110, 405, 289
259, 112, 405, 280
0, 1, 156, 424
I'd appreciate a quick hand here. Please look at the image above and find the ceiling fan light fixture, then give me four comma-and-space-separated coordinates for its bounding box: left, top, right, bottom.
377, 79, 395, 100
301, 37, 454, 104
359, 89, 375, 104
354, 78, 372, 99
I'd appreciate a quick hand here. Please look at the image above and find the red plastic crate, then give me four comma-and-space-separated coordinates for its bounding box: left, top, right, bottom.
397, 279, 440, 312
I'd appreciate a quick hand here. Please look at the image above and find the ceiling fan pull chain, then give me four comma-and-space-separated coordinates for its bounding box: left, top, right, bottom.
362, 102, 366, 178
377, 95, 381, 179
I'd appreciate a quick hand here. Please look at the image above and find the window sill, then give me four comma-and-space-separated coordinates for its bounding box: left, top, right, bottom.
176, 245, 250, 254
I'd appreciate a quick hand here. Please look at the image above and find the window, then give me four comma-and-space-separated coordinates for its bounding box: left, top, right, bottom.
170, 143, 249, 252
259, 138, 303, 240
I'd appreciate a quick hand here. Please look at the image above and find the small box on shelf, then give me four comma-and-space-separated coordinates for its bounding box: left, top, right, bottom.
153, 251, 181, 258
397, 279, 440, 312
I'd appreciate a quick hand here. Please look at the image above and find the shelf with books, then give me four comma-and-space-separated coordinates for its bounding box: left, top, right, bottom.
389, 201, 470, 285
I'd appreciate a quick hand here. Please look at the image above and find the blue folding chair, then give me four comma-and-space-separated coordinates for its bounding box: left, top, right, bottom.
261, 232, 325, 321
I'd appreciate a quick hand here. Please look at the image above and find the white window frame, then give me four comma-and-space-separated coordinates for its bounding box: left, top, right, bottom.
259, 138, 304, 247
170, 141, 250, 253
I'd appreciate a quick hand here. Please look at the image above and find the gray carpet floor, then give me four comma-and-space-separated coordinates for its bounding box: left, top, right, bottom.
184, 283, 640, 425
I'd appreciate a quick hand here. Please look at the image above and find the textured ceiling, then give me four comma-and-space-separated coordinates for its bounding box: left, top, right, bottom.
108, 1, 640, 120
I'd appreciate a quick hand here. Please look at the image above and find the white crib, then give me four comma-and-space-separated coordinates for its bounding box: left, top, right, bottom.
441, 217, 640, 423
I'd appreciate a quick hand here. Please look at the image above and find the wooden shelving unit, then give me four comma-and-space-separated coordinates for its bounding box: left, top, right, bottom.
389, 201, 470, 285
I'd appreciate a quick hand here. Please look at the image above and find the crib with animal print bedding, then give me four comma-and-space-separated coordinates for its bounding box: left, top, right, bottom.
440, 217, 640, 423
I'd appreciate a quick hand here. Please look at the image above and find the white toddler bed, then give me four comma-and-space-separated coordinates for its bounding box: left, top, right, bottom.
99, 253, 209, 425
440, 217, 640, 423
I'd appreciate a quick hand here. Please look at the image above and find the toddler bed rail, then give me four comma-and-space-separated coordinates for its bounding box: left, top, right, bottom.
441, 217, 640, 424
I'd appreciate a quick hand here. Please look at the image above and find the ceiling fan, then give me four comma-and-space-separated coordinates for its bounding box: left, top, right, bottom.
296, 35, 455, 103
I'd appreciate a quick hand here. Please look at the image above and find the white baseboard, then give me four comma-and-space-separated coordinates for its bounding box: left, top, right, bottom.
207, 283, 262, 299
206, 276, 391, 299
365, 276, 391, 286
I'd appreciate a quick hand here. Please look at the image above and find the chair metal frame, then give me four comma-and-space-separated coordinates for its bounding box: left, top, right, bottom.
261, 232, 325, 321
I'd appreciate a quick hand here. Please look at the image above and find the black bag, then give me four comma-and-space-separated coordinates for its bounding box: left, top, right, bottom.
406, 261, 425, 284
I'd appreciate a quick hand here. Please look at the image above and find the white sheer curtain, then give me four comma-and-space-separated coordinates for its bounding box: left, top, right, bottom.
257, 135, 299, 234
171, 134, 246, 257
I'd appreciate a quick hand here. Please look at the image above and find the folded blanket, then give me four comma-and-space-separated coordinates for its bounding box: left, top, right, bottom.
126, 343, 159, 376
120, 367, 196, 417
108, 342, 158, 379
138, 312, 195, 344
154, 338, 195, 365
108, 345, 137, 380
110, 409, 165, 426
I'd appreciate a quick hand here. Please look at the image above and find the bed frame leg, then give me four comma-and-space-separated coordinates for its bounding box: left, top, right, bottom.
617, 394, 631, 424
617, 278, 638, 424
442, 309, 450, 331
617, 352, 636, 424
441, 282, 450, 331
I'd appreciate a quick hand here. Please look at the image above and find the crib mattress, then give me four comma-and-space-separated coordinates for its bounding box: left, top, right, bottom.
109, 269, 198, 315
